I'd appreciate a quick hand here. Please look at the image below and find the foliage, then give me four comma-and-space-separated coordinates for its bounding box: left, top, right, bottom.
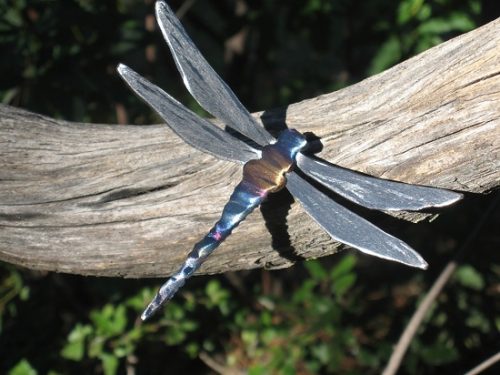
368, 0, 479, 74
1, 0, 498, 374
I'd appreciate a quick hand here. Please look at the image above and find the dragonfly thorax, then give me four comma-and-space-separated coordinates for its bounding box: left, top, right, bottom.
242, 129, 307, 194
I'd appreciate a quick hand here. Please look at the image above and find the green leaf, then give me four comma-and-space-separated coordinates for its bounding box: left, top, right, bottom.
8, 359, 37, 375
19, 286, 30, 301
164, 302, 186, 320
333, 274, 357, 297
330, 255, 356, 279
415, 34, 442, 53
418, 14, 475, 35
248, 364, 266, 375
454, 265, 484, 290
470, 0, 481, 15
311, 343, 330, 364
205, 280, 229, 306
368, 35, 402, 75
465, 309, 490, 332
126, 287, 155, 311
416, 4, 432, 22
61, 341, 84, 361
241, 329, 259, 346
1, 87, 19, 104
292, 279, 316, 304
90, 304, 127, 337
100, 353, 119, 375
185, 342, 200, 358
397, 0, 424, 25
89, 336, 105, 358
419, 341, 458, 365
60, 324, 93, 361
4, 9, 23, 27
305, 260, 327, 280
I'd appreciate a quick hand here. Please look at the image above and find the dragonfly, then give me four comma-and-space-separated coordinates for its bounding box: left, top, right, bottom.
117, 1, 462, 321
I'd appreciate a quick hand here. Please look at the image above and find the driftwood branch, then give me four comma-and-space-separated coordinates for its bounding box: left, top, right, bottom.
1, 19, 499, 278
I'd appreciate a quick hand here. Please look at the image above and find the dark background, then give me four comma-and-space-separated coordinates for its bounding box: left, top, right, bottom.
1, 0, 499, 374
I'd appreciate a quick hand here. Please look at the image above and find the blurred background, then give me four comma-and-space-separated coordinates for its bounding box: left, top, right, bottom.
0, 0, 499, 374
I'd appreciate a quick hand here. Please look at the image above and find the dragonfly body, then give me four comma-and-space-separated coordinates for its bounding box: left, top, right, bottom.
142, 129, 307, 319
118, 1, 462, 320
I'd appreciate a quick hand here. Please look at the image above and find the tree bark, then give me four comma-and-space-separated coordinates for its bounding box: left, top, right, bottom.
1, 19, 499, 278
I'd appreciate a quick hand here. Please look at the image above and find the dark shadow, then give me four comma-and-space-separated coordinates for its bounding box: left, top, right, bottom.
258, 107, 305, 263
300, 131, 324, 155
260, 187, 305, 263
223, 125, 262, 149
259, 105, 288, 135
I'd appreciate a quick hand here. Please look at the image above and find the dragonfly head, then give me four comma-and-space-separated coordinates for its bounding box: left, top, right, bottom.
275, 129, 308, 160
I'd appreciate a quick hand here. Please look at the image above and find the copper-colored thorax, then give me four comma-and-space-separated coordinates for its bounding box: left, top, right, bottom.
243, 147, 291, 193
242, 129, 307, 194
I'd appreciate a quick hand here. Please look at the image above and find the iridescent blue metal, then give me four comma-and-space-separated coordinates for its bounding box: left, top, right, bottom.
141, 130, 307, 320
118, 1, 463, 322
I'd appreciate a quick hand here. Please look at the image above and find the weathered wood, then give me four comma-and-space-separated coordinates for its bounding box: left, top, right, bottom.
1, 19, 499, 278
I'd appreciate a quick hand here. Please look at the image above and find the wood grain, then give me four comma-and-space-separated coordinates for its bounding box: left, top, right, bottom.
1, 18, 499, 278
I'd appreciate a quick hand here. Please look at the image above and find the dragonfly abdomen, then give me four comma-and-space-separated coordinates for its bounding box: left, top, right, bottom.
141, 129, 307, 320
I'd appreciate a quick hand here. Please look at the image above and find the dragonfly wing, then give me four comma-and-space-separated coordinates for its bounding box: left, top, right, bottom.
297, 154, 462, 211
286, 172, 428, 269
117, 64, 260, 164
155, 1, 274, 146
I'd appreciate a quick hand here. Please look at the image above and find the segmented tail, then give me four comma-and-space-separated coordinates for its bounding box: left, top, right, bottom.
141, 130, 306, 320
141, 182, 266, 320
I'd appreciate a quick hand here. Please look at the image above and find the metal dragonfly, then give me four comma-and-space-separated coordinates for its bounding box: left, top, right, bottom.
118, 0, 462, 321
